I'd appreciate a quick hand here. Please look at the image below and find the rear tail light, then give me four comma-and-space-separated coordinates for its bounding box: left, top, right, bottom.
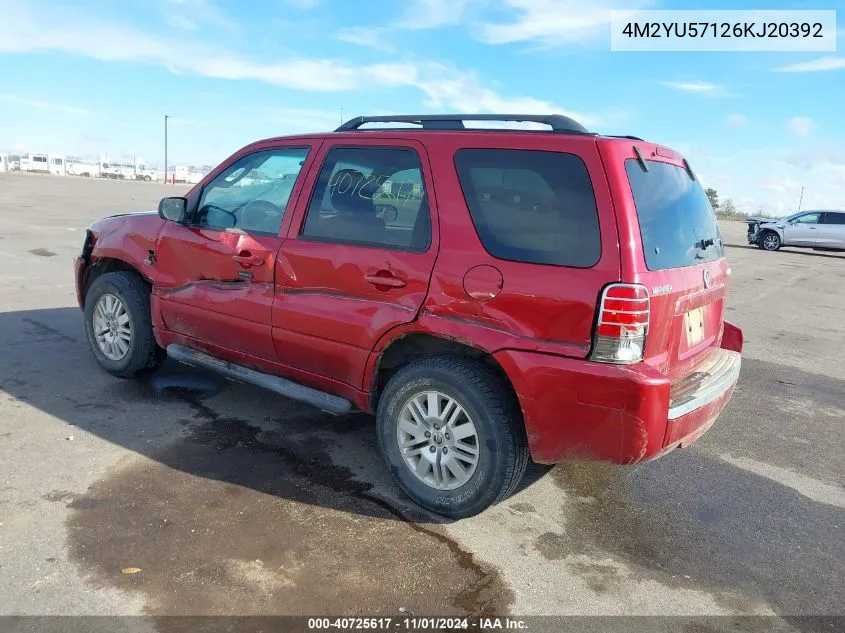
590, 283, 649, 364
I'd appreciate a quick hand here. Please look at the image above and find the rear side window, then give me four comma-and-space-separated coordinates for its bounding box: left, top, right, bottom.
626, 160, 725, 270
823, 212, 845, 225
454, 149, 601, 267
302, 147, 431, 252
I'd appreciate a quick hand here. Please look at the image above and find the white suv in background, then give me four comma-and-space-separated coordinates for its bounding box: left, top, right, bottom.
748, 210, 845, 252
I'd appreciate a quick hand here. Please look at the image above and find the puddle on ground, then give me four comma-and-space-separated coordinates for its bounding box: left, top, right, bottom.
62, 386, 512, 616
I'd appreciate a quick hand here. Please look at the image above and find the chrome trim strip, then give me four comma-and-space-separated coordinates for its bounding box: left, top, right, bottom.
668, 350, 741, 420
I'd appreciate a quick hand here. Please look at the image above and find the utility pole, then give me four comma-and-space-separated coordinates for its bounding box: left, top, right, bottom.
797, 186, 804, 212
164, 114, 169, 184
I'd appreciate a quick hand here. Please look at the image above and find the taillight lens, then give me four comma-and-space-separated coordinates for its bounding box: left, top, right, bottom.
590, 283, 649, 364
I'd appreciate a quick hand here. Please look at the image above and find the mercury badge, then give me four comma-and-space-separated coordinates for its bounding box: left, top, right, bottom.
703, 269, 711, 289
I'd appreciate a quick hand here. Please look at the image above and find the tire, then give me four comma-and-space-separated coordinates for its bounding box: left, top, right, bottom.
83, 271, 165, 378
376, 356, 528, 519
760, 231, 781, 251
143, 175, 152, 182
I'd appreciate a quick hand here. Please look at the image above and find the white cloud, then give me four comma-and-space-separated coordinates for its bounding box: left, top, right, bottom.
788, 116, 814, 138
685, 146, 845, 218
0, 4, 603, 127
661, 80, 727, 96
476, 0, 652, 46
395, 0, 477, 30
727, 113, 747, 126
775, 56, 845, 73
334, 27, 395, 53
419, 74, 594, 125
0, 93, 89, 116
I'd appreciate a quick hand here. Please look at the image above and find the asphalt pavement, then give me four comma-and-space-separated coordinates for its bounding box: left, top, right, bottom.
0, 173, 842, 630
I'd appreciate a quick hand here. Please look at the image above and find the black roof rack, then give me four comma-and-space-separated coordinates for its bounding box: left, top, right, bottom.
335, 114, 591, 134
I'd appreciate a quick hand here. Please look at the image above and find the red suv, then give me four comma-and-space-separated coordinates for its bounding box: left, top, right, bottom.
74, 114, 743, 518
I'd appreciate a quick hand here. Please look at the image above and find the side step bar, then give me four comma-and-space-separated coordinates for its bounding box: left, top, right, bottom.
166, 344, 353, 416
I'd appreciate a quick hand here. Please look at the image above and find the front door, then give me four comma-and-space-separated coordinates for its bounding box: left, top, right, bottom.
154, 143, 317, 361
272, 140, 439, 388
782, 212, 821, 246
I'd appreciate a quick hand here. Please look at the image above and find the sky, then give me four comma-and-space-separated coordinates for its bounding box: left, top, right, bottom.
0, 0, 843, 216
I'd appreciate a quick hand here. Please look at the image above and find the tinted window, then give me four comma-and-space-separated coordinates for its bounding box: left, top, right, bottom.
454, 149, 601, 267
823, 212, 845, 225
301, 147, 430, 251
626, 160, 724, 270
197, 147, 309, 234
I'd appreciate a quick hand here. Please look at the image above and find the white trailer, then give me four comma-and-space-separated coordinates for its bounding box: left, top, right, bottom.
20, 153, 50, 173
49, 154, 67, 176
67, 158, 100, 177
0, 153, 8, 173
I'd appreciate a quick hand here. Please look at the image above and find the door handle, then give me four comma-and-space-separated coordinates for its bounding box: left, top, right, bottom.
232, 251, 265, 266
364, 271, 407, 288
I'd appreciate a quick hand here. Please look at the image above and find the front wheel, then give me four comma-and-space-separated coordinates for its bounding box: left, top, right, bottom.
376, 357, 528, 518
760, 231, 781, 251
84, 271, 165, 378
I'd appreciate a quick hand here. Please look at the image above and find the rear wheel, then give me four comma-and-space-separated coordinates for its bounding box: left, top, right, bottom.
760, 231, 781, 251
376, 357, 528, 518
84, 271, 165, 378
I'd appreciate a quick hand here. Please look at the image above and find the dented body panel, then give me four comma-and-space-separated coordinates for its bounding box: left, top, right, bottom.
74, 126, 743, 467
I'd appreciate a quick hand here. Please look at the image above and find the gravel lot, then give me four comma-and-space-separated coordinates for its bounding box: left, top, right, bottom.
0, 173, 842, 629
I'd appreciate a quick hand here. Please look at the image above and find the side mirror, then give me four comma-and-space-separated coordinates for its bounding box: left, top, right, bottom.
158, 197, 187, 223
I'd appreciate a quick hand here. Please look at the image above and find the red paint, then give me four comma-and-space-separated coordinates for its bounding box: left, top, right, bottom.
462, 265, 503, 302
74, 128, 742, 466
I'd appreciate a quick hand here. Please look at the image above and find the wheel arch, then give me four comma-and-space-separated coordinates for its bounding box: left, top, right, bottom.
82, 257, 150, 306
368, 332, 521, 418
760, 228, 783, 249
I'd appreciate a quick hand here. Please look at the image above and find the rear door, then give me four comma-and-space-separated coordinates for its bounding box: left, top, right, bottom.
817, 212, 845, 248
272, 139, 438, 389
600, 140, 729, 382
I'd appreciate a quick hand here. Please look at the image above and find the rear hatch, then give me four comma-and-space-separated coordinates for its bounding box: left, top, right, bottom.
603, 141, 729, 383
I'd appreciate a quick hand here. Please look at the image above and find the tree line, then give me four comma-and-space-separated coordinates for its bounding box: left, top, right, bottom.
705, 187, 739, 216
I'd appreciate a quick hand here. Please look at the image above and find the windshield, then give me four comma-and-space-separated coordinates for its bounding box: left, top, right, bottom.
626, 159, 725, 270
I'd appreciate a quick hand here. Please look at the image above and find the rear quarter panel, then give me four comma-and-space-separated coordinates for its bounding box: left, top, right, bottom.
412, 133, 621, 359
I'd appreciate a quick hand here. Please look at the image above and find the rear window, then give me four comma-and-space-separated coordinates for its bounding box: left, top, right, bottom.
626, 159, 724, 270
454, 149, 601, 267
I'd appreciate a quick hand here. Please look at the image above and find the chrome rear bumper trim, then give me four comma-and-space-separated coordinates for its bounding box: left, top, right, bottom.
668, 349, 741, 420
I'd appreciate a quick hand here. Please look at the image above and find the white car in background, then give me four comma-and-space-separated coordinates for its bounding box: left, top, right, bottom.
747, 210, 845, 252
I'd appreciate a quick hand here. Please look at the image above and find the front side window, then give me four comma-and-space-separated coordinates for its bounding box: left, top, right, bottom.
301, 147, 431, 251
197, 147, 309, 234
793, 213, 820, 224
454, 149, 601, 267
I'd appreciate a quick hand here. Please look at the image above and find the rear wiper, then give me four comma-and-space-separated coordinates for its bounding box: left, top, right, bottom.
695, 237, 716, 250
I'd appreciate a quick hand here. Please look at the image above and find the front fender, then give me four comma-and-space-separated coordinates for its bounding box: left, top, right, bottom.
87, 212, 166, 283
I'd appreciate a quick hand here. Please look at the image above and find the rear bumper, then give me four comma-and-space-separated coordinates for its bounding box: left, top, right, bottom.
495, 335, 742, 465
